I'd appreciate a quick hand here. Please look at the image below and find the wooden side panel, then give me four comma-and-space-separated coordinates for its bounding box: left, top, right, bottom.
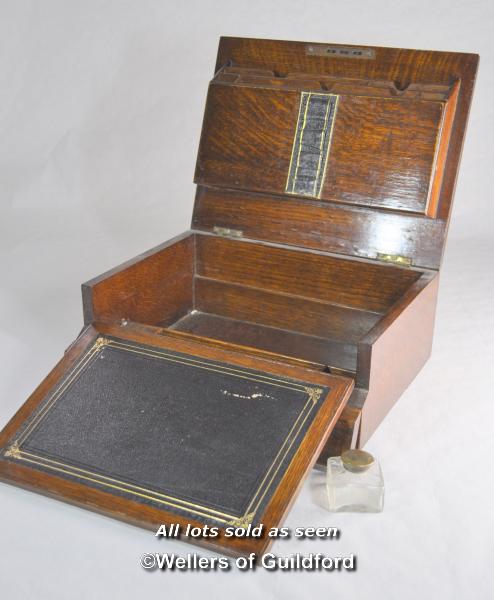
426, 80, 460, 217
357, 273, 439, 444
194, 276, 381, 342
193, 187, 447, 270
82, 232, 194, 327
195, 235, 421, 313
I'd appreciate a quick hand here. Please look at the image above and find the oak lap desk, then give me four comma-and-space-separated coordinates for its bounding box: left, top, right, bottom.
0, 38, 478, 557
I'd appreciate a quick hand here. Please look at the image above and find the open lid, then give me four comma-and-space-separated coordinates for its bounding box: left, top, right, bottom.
0, 322, 353, 556
193, 38, 478, 270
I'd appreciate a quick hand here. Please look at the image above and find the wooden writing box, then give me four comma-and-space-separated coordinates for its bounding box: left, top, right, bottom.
0, 38, 477, 556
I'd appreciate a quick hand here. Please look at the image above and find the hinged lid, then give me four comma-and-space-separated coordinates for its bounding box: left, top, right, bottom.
192, 38, 478, 270
0, 322, 353, 556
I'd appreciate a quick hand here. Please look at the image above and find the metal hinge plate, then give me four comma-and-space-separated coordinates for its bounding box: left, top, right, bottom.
213, 226, 243, 238
376, 253, 412, 267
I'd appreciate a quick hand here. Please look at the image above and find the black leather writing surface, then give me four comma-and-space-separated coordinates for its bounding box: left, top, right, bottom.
5, 336, 329, 527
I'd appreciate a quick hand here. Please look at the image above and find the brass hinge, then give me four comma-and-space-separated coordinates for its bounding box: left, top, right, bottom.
213, 226, 243, 238
376, 253, 412, 267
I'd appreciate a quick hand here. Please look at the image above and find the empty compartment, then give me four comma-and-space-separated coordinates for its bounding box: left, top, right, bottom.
83, 232, 423, 374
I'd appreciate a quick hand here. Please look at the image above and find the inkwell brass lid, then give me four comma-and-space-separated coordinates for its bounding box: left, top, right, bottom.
341, 449, 374, 472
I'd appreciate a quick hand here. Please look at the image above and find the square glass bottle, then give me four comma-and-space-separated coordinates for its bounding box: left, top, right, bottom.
326, 449, 384, 512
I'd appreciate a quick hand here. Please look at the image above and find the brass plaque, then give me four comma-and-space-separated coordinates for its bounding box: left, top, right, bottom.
306, 44, 375, 59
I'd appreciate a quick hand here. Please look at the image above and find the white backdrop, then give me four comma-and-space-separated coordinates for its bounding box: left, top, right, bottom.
0, 1, 493, 598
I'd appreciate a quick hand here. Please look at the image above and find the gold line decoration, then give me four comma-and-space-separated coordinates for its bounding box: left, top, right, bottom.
5, 441, 21, 459
92, 336, 110, 351
228, 512, 256, 528
4, 335, 328, 527
304, 387, 324, 405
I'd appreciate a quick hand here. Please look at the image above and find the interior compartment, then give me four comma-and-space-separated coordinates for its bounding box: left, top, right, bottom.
83, 232, 423, 375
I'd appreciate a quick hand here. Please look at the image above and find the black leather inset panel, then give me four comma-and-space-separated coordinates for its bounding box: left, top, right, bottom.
5, 336, 329, 527
286, 92, 338, 198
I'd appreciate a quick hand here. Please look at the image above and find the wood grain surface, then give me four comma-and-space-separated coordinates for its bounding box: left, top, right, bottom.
196, 83, 447, 214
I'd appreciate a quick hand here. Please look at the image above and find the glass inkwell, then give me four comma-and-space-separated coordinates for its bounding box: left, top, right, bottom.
326, 449, 384, 512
